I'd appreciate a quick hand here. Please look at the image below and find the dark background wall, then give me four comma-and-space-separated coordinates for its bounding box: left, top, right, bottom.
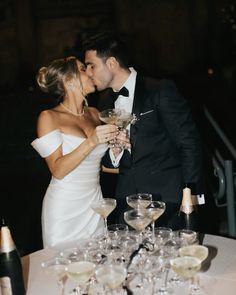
1, 0, 235, 86
0, 0, 236, 254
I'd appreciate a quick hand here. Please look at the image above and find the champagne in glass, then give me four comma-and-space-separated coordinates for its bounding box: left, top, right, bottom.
170, 256, 201, 279
147, 201, 166, 243
179, 245, 208, 262
99, 108, 136, 148
41, 257, 70, 295
66, 261, 95, 283
66, 261, 96, 294
126, 193, 152, 209
124, 208, 152, 244
179, 244, 209, 291
99, 108, 134, 130
91, 198, 117, 239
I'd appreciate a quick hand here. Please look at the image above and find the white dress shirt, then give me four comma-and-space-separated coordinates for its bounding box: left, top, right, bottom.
109, 68, 137, 167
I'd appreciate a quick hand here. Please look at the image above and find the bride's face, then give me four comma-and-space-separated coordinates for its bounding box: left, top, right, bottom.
76, 60, 96, 95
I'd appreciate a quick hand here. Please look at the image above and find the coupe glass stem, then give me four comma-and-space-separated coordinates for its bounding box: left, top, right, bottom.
158, 269, 170, 294
57, 279, 65, 295
138, 230, 144, 245
104, 217, 108, 239
151, 221, 155, 243
103, 217, 110, 253
190, 274, 200, 293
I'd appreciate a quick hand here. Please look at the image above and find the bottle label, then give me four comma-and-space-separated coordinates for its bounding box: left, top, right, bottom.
0, 277, 12, 295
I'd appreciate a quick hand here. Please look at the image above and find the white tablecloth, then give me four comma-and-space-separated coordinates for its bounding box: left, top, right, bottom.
23, 234, 236, 295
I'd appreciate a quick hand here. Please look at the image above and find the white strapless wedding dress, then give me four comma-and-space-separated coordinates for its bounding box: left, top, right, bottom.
31, 130, 107, 248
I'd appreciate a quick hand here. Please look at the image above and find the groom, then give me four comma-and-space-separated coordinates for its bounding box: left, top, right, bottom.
83, 31, 205, 229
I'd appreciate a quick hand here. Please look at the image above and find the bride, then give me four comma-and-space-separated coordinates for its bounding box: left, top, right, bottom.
31, 56, 118, 248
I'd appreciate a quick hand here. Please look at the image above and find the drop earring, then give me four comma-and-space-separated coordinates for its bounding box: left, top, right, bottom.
68, 83, 75, 90
83, 97, 88, 107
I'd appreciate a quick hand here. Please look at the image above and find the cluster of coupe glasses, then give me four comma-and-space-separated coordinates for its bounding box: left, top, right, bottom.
41, 193, 209, 295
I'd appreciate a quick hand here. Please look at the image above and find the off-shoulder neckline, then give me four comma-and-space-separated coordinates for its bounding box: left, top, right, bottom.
37, 129, 86, 140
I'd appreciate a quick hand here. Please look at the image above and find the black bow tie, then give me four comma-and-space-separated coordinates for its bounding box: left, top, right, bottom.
112, 87, 129, 99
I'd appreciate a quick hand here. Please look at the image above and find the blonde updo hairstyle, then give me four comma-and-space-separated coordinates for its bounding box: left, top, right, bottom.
36, 56, 79, 102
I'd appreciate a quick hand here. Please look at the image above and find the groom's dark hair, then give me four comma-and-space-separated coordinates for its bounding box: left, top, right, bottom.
82, 31, 129, 69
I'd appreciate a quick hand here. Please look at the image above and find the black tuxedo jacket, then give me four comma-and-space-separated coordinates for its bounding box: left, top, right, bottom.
102, 76, 204, 204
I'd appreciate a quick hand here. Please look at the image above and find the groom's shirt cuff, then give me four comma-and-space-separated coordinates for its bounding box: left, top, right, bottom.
109, 149, 124, 167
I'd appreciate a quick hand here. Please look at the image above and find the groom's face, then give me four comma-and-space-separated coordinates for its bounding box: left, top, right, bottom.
85, 50, 113, 91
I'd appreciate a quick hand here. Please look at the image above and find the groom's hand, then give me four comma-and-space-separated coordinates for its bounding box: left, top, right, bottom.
116, 129, 131, 150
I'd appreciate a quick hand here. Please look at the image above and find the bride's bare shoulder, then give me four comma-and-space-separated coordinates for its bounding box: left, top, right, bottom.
37, 108, 60, 136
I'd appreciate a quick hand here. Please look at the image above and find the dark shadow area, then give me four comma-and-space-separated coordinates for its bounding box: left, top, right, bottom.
201, 244, 218, 272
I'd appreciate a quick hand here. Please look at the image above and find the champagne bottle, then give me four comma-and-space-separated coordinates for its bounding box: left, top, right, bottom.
179, 187, 198, 230
0, 219, 25, 295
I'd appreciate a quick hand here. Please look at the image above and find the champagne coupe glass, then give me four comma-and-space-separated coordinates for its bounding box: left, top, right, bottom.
178, 229, 199, 246
107, 224, 129, 264
124, 208, 152, 244
91, 198, 117, 240
155, 227, 173, 246
179, 244, 209, 292
126, 193, 152, 209
147, 201, 166, 243
99, 108, 136, 148
170, 256, 202, 295
108, 224, 129, 240
157, 232, 181, 294
66, 261, 96, 294
95, 263, 127, 294
179, 245, 208, 262
41, 257, 70, 295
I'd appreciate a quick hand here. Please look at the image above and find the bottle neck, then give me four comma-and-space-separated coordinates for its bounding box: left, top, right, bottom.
180, 187, 194, 214
0, 226, 15, 253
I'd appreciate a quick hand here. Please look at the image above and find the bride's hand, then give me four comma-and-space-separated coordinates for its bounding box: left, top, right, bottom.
90, 124, 118, 145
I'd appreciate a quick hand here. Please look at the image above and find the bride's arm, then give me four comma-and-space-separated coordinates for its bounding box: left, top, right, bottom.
37, 110, 117, 179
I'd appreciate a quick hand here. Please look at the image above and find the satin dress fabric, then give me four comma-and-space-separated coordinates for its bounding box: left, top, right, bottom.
31, 130, 106, 248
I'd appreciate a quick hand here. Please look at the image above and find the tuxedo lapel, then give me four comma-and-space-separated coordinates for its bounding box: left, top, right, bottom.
130, 76, 146, 148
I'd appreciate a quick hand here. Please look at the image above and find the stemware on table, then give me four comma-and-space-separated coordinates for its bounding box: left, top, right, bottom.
178, 229, 199, 246
155, 231, 182, 294
41, 257, 70, 295
146, 201, 166, 243
179, 245, 209, 262
91, 198, 117, 240
126, 193, 152, 209
124, 208, 152, 245
40, 198, 208, 295
179, 244, 209, 293
170, 256, 202, 295
95, 263, 127, 294
66, 260, 96, 295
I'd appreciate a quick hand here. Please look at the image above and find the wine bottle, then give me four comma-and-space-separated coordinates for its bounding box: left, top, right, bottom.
0, 219, 25, 295
179, 187, 198, 230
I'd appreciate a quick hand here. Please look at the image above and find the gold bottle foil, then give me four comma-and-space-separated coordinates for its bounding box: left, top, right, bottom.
179, 187, 194, 215
0, 226, 15, 253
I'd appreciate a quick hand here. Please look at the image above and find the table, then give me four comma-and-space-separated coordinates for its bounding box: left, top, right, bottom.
22, 234, 236, 295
